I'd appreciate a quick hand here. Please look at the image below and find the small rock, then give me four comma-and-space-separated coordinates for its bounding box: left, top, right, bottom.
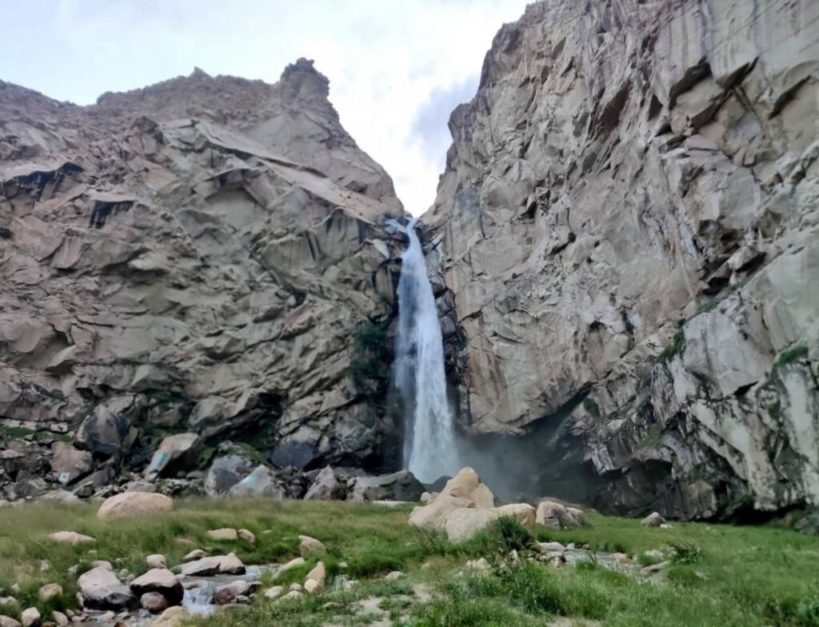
465, 557, 490, 572
238, 529, 255, 544
263, 586, 284, 600
298, 535, 325, 556
51, 611, 69, 626
212, 581, 251, 606
91, 561, 112, 570
206, 528, 238, 541
38, 583, 63, 602
0, 616, 21, 627
641, 512, 666, 528
538, 542, 566, 552
39, 561, 50, 573
47, 531, 95, 544
274, 557, 305, 580
660, 523, 673, 529
146, 554, 166, 569
282, 590, 302, 600
384, 571, 404, 581
289, 583, 303, 592
182, 549, 207, 562
304, 561, 326, 593
130, 568, 183, 605
20, 608, 39, 627
0, 598, 18, 610
139, 592, 168, 614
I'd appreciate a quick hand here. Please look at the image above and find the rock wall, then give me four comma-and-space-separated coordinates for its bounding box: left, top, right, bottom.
425, 0, 819, 519
0, 60, 405, 498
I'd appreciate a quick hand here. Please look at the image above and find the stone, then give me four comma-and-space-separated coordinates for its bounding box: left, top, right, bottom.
19, 609, 38, 627
151, 606, 190, 627
140, 592, 169, 614
263, 586, 284, 600
282, 590, 302, 601
212, 581, 251, 606
0, 616, 21, 627
466, 557, 490, 572
38, 583, 62, 602
0, 599, 17, 611
275, 557, 305, 581
304, 467, 345, 500
444, 508, 500, 542
91, 560, 113, 570
144, 434, 201, 480
238, 529, 255, 544
304, 561, 326, 593
97, 492, 173, 520
495, 503, 536, 529
204, 455, 255, 496
74, 397, 134, 458
409, 467, 497, 533
349, 470, 425, 503
642, 513, 666, 528
51, 611, 68, 627
146, 554, 167, 569
47, 531, 95, 544
206, 528, 238, 541
536, 500, 587, 531
227, 466, 286, 499
130, 568, 183, 606
51, 443, 93, 486
383, 571, 404, 581
298, 535, 325, 556
77, 565, 135, 609
182, 549, 207, 562
179, 553, 244, 577
289, 583, 303, 593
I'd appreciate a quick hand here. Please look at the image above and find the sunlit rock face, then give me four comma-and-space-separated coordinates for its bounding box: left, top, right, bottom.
0, 59, 406, 493
425, 1, 819, 519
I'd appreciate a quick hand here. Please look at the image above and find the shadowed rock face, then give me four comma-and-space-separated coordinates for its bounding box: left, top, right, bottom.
0, 58, 406, 495
425, 1, 819, 520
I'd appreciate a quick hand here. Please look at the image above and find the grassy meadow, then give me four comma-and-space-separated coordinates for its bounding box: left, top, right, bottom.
0, 500, 817, 626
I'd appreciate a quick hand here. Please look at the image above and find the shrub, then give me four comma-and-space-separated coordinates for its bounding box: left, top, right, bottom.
350, 319, 392, 399
465, 517, 534, 556
774, 345, 809, 368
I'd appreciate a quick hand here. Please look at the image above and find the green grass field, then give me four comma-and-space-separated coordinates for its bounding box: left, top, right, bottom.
0, 500, 817, 626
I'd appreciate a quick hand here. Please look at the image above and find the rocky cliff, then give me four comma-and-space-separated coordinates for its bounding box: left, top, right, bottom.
0, 60, 406, 499
426, 0, 819, 519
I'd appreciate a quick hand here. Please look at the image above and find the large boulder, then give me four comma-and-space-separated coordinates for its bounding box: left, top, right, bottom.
349, 470, 425, 502
204, 455, 255, 496
536, 499, 588, 530
144, 433, 201, 480
304, 466, 345, 500
130, 568, 183, 606
77, 566, 135, 609
444, 508, 501, 543
74, 397, 135, 458
227, 465, 286, 498
97, 491, 173, 520
50, 443, 93, 486
409, 467, 495, 529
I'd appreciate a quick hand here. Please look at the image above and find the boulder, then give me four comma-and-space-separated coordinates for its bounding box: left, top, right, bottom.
130, 568, 183, 605
37, 583, 62, 602
349, 470, 425, 502
179, 553, 245, 577
642, 512, 666, 528
47, 531, 95, 544
304, 466, 344, 500
74, 397, 134, 457
536, 500, 588, 530
97, 492, 173, 519
496, 503, 536, 529
204, 455, 255, 496
304, 561, 326, 593
144, 433, 201, 480
19, 609, 38, 627
140, 591, 169, 613
227, 465, 286, 499
50, 443, 93, 486
444, 508, 500, 542
77, 565, 135, 609
0, 616, 21, 627
298, 535, 325, 556
409, 467, 495, 531
206, 528, 237, 541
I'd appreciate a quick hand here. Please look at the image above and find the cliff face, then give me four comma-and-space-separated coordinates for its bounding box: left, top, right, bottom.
426, 1, 819, 519
0, 60, 405, 498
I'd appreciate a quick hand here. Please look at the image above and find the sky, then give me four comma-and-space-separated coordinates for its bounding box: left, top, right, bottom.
0, 0, 531, 214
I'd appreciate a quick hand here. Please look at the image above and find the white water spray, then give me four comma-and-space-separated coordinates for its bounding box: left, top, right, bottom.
393, 218, 459, 483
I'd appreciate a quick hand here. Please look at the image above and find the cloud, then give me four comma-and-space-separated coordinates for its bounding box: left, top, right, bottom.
0, 0, 531, 215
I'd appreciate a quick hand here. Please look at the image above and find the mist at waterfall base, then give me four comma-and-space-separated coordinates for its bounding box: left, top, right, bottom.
393, 218, 460, 483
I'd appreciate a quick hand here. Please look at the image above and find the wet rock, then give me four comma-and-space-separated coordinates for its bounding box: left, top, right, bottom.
144, 434, 201, 480
130, 568, 183, 605
227, 466, 286, 499
212, 581, 252, 606
139, 592, 168, 614
304, 466, 345, 500
298, 535, 325, 556
77, 566, 135, 610
349, 470, 425, 503
47, 531, 95, 544
97, 492, 173, 520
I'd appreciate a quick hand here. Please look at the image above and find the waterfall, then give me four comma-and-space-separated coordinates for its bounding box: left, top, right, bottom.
393, 218, 459, 483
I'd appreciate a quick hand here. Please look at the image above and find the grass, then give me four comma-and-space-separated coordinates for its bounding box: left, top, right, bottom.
0, 502, 818, 626
656, 328, 684, 363
775, 344, 810, 368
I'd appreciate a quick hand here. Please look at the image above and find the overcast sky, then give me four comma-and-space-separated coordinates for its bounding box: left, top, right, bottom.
0, 0, 530, 214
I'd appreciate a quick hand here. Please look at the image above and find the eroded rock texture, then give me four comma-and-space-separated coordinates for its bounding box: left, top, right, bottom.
0, 59, 405, 498
426, 1, 819, 519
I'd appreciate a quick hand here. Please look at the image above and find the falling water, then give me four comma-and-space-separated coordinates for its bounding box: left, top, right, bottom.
393, 218, 459, 483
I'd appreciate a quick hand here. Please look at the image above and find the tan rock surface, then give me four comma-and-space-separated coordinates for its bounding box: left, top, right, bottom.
97, 492, 173, 519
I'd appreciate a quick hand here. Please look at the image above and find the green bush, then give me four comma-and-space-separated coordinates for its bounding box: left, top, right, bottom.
350, 319, 392, 399
464, 517, 534, 556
